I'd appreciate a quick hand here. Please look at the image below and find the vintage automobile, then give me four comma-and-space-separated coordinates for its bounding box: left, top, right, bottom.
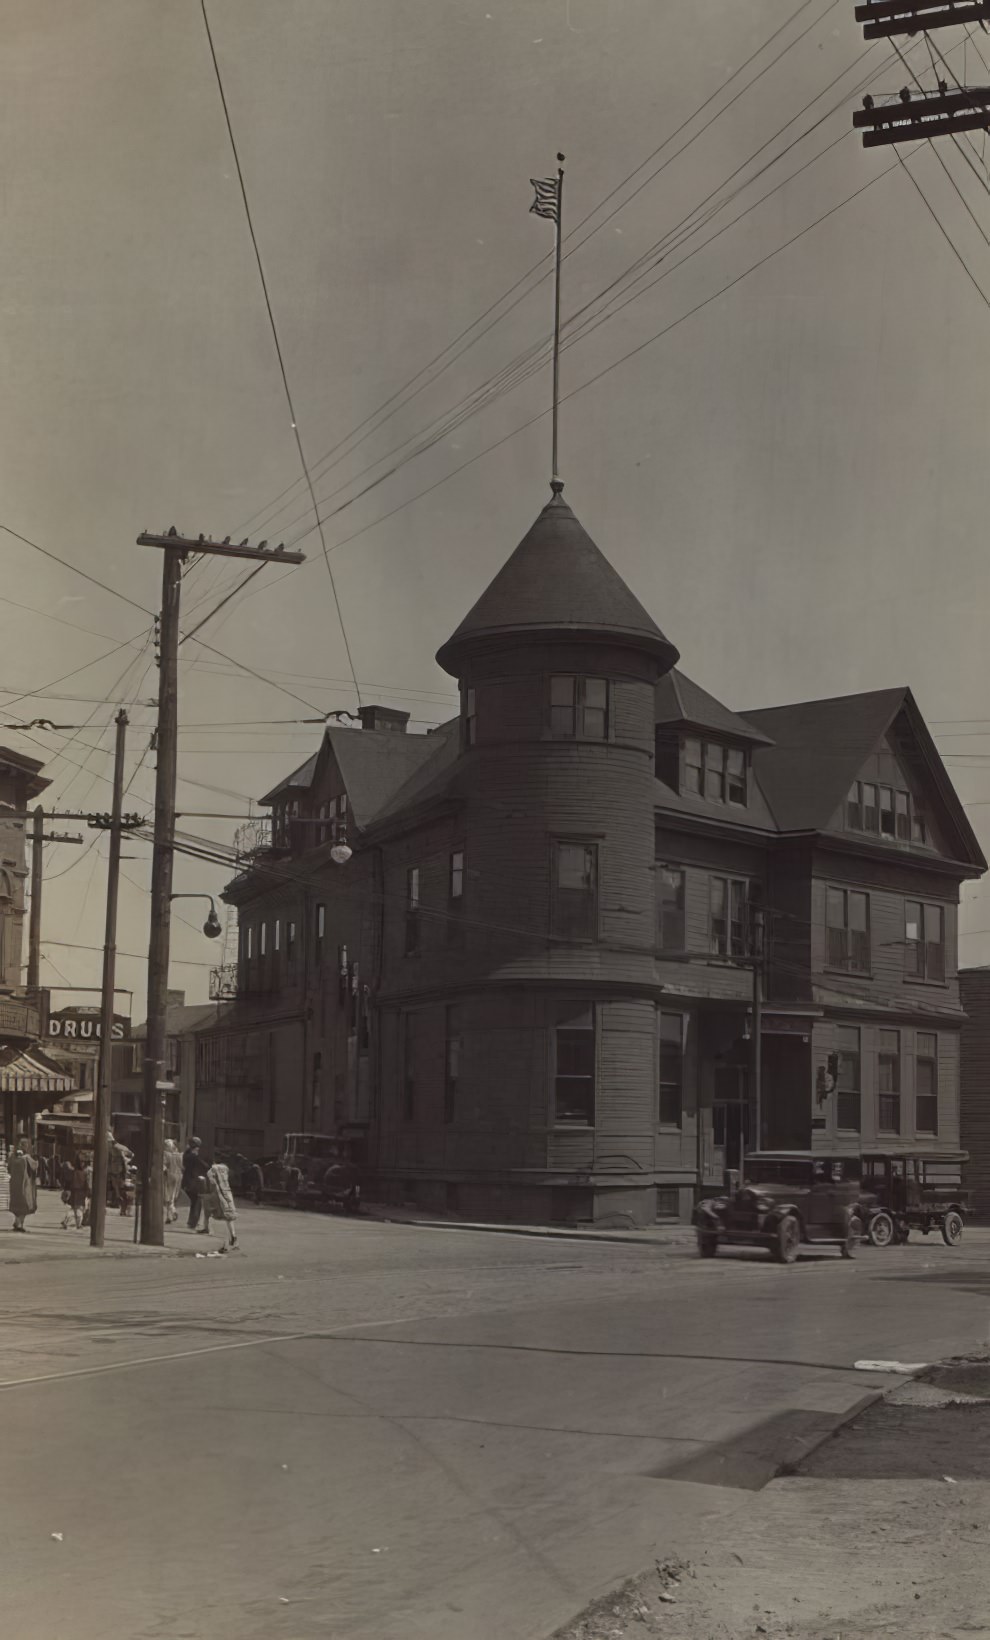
859, 1150, 968, 1247
694, 1152, 863, 1264
255, 1133, 362, 1213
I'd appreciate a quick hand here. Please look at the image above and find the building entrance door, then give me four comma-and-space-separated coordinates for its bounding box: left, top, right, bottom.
713, 1065, 750, 1178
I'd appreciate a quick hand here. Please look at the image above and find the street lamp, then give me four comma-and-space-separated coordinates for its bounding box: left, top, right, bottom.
171, 893, 223, 938
330, 836, 352, 866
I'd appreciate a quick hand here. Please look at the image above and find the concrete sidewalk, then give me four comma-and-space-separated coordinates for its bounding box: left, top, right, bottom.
0, 1190, 187, 1262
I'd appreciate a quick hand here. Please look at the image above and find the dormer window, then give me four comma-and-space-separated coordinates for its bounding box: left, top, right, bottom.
550, 675, 609, 740
682, 738, 747, 806
846, 781, 926, 845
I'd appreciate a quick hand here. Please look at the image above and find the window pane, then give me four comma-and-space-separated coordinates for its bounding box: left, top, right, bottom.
926, 905, 945, 982
879, 1094, 901, 1132
710, 877, 727, 954
730, 880, 747, 956
826, 888, 845, 929
880, 787, 895, 836
895, 791, 910, 839
705, 743, 725, 802
555, 1012, 594, 1124
846, 781, 862, 830
684, 738, 703, 795
450, 850, 464, 898
863, 784, 879, 832
658, 867, 685, 951
658, 1012, 683, 1126
917, 1032, 936, 1060
727, 748, 746, 804
550, 676, 575, 705
917, 1097, 938, 1135
408, 868, 420, 907
550, 705, 574, 735
557, 843, 594, 890
583, 677, 608, 709
905, 902, 922, 977
581, 707, 607, 739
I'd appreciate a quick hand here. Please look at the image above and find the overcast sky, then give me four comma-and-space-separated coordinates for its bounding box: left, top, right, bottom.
4, 0, 990, 1013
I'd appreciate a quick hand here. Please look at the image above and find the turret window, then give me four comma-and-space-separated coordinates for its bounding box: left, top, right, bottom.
549, 675, 609, 740
464, 688, 477, 747
552, 842, 598, 941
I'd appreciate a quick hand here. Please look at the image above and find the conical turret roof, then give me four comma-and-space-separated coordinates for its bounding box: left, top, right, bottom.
436, 487, 678, 677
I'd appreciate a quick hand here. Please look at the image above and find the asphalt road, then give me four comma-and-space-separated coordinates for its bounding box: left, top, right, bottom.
3, 1203, 989, 1640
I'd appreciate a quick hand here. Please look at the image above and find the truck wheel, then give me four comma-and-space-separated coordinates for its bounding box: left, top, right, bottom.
941, 1210, 964, 1247
696, 1231, 718, 1258
773, 1215, 800, 1264
868, 1211, 894, 1248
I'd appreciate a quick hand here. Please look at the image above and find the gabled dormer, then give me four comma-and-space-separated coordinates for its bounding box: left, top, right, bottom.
654, 670, 774, 812
741, 687, 987, 875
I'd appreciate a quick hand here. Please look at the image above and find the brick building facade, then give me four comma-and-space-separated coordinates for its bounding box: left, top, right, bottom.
193, 489, 986, 1225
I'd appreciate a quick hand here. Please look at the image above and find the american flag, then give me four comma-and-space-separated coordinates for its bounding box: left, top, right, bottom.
530, 176, 560, 224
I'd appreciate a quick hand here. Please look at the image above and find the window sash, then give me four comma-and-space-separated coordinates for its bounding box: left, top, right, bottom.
658, 866, 685, 951
684, 738, 703, 795
826, 888, 870, 973
710, 876, 747, 956
658, 1012, 683, 1126
449, 850, 464, 900
862, 784, 879, 833
554, 1015, 595, 1125
879, 786, 895, 837
905, 903, 945, 981
916, 1040, 938, 1135
553, 842, 598, 941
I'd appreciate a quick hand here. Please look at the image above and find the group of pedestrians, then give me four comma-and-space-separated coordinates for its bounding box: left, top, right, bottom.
181, 1136, 239, 1251
6, 1132, 239, 1249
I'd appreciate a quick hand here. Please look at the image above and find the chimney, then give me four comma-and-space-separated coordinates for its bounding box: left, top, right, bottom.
357, 705, 409, 735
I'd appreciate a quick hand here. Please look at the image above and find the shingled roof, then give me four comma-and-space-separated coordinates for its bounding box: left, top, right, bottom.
656, 670, 774, 746
741, 687, 986, 868
261, 724, 451, 832
436, 487, 679, 677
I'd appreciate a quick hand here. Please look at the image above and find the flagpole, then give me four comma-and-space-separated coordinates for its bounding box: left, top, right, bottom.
552, 152, 565, 487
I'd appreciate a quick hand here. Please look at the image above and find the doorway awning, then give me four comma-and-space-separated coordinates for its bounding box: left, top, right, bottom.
0, 1045, 76, 1098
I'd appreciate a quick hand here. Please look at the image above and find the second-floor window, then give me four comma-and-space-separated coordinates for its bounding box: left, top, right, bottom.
657, 866, 685, 951
826, 887, 870, 974
836, 1026, 861, 1132
315, 904, 326, 966
710, 877, 748, 958
878, 1029, 901, 1132
405, 868, 421, 954
447, 849, 465, 948
550, 675, 609, 739
916, 1032, 938, 1133
552, 842, 598, 941
905, 901, 945, 982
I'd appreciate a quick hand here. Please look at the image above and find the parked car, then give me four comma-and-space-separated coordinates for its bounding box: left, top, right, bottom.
694, 1152, 863, 1264
860, 1151, 968, 1247
255, 1133, 362, 1213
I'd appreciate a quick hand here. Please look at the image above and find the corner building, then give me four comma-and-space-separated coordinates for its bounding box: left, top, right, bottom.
203, 488, 986, 1226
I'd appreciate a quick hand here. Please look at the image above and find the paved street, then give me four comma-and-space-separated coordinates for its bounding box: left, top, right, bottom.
3, 1201, 990, 1640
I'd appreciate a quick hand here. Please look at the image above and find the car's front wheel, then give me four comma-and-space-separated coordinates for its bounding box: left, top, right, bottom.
696, 1231, 718, 1258
868, 1211, 894, 1248
773, 1215, 800, 1264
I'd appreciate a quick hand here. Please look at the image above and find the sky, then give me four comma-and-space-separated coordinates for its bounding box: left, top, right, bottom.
3, 0, 990, 1013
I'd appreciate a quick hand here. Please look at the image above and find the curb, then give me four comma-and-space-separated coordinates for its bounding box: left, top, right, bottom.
773, 1386, 890, 1477
366, 1213, 694, 1248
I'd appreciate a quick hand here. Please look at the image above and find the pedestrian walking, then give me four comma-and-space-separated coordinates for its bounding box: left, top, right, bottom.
61, 1153, 90, 1230
198, 1158, 239, 1252
182, 1136, 209, 1229
163, 1138, 183, 1224
110, 1139, 134, 1216
8, 1139, 39, 1233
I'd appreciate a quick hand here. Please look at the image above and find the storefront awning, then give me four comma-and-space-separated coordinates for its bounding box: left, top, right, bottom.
0, 1045, 75, 1097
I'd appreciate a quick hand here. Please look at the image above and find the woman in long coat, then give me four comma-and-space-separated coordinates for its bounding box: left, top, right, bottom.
199, 1159, 239, 1252
8, 1139, 39, 1232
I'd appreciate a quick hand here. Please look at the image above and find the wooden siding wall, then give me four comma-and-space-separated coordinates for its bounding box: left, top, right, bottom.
960, 970, 990, 1215
810, 1017, 960, 1150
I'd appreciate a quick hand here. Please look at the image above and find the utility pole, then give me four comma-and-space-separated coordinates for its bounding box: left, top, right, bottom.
136, 529, 305, 1244
90, 709, 128, 1250
27, 809, 43, 994
27, 810, 83, 997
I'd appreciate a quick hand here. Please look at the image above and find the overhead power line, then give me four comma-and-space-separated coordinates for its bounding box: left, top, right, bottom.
198, 0, 362, 707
